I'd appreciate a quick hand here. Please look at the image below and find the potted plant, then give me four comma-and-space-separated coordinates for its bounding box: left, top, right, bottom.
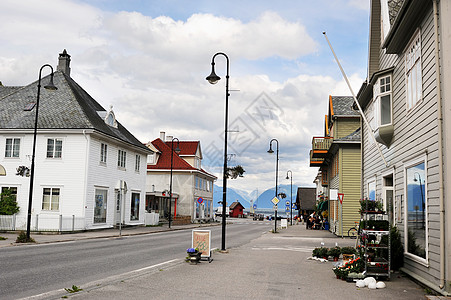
327, 246, 341, 261
340, 246, 356, 261
186, 248, 201, 264
359, 198, 384, 213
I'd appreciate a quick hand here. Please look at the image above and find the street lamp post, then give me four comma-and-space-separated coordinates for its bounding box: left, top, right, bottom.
169, 138, 180, 229
206, 52, 229, 251
27, 64, 57, 240
267, 138, 279, 233
286, 170, 293, 225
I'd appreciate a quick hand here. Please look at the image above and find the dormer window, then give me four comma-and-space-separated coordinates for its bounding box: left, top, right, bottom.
373, 73, 394, 147
104, 106, 118, 128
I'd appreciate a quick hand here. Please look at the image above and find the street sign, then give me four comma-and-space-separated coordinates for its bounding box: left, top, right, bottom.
285, 207, 290, 212
338, 193, 344, 205
273, 205, 278, 211
285, 201, 290, 206
271, 197, 280, 205
197, 197, 204, 204
253, 204, 257, 209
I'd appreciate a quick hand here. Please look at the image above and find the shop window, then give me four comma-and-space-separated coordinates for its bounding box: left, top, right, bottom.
405, 158, 427, 260
94, 189, 107, 223
130, 192, 140, 221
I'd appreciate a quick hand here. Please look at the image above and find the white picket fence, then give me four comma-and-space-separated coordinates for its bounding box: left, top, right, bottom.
0, 214, 85, 232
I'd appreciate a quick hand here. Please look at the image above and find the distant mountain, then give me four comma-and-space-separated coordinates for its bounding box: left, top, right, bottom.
213, 185, 251, 209
213, 184, 298, 209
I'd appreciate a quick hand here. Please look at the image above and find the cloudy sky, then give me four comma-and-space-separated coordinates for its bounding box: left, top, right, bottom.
0, 0, 370, 195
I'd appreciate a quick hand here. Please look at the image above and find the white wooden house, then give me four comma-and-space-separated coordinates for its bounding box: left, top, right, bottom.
356, 1, 451, 295
0, 50, 152, 231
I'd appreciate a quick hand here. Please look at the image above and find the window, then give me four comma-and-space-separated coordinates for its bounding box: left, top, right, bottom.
1, 187, 17, 200
405, 158, 427, 260
42, 188, 60, 211
5, 138, 20, 158
373, 75, 393, 127
118, 149, 126, 168
100, 143, 107, 163
135, 154, 140, 172
94, 189, 107, 223
368, 181, 376, 200
405, 31, 422, 110
147, 154, 154, 164
130, 192, 140, 221
195, 177, 199, 189
47, 138, 62, 158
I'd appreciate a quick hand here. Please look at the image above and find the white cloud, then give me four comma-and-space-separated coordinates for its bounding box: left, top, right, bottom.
0, 0, 367, 193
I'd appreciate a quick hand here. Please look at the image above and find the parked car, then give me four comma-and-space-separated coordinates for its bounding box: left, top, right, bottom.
253, 214, 264, 221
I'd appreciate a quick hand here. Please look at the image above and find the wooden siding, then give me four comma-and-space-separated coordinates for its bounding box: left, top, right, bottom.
340, 146, 362, 235
335, 118, 360, 140
362, 5, 443, 287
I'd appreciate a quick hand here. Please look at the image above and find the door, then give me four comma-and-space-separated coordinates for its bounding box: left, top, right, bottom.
115, 190, 121, 225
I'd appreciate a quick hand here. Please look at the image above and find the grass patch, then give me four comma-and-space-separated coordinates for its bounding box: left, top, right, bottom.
0, 236, 7, 240
16, 231, 35, 243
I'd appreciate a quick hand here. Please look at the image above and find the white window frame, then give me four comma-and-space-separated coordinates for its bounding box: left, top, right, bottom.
46, 138, 63, 159
135, 154, 141, 172
100, 143, 107, 164
405, 30, 422, 111
42, 187, 60, 211
373, 74, 393, 127
94, 188, 108, 224
403, 154, 428, 265
130, 191, 140, 221
5, 138, 20, 158
118, 149, 126, 169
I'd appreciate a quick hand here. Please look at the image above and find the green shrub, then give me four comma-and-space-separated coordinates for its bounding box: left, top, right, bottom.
0, 188, 20, 215
16, 231, 35, 243
340, 246, 356, 255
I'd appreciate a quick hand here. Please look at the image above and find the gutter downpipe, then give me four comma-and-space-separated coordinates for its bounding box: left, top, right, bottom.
433, 0, 446, 291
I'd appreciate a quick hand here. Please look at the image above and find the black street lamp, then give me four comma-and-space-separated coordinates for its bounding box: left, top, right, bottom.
27, 64, 57, 240
268, 138, 279, 233
206, 52, 229, 251
286, 170, 293, 225
413, 172, 425, 229
169, 138, 180, 229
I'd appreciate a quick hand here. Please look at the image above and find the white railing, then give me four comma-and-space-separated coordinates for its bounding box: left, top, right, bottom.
0, 214, 85, 232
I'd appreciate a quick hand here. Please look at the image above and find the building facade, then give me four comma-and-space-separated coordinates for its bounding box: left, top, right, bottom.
309, 96, 361, 236
0, 50, 151, 231
356, 0, 450, 294
146, 132, 216, 222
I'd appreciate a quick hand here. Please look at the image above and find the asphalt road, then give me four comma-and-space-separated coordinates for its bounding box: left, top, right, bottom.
0, 220, 272, 299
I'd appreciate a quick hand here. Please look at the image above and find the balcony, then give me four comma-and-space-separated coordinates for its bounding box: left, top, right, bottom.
311, 137, 333, 158
309, 150, 325, 167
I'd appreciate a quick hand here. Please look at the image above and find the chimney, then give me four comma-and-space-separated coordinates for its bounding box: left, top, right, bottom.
57, 49, 71, 76
160, 131, 165, 141
166, 135, 173, 142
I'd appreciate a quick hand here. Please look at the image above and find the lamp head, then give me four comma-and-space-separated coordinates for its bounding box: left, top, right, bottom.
175, 145, 181, 154
44, 73, 58, 90
206, 63, 221, 84
286, 175, 289, 180
267, 144, 274, 154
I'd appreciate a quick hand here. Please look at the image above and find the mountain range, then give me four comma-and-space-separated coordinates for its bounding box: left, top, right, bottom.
213, 184, 299, 209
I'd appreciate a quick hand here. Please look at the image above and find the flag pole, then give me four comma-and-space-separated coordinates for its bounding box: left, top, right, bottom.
323, 31, 388, 167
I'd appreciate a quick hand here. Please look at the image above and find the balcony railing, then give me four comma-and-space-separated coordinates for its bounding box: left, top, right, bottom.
311, 136, 333, 158
309, 150, 325, 167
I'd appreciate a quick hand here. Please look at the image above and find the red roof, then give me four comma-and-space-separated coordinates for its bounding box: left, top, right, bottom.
147, 139, 215, 179
166, 141, 200, 156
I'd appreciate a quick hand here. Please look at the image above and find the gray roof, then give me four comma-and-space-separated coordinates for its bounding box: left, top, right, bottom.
0, 71, 150, 152
331, 96, 360, 117
296, 187, 316, 210
388, 0, 405, 25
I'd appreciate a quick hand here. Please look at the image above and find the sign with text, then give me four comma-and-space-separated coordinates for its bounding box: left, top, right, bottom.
192, 230, 211, 258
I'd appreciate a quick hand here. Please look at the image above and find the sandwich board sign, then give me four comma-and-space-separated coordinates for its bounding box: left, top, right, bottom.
192, 230, 212, 261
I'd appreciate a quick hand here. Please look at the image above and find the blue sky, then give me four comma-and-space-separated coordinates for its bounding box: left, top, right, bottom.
0, 0, 370, 195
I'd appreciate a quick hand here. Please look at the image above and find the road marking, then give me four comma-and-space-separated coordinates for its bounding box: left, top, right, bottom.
18, 259, 183, 300
251, 246, 314, 253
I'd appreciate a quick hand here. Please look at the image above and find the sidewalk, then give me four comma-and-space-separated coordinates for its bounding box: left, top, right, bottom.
0, 222, 220, 248
17, 222, 429, 300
